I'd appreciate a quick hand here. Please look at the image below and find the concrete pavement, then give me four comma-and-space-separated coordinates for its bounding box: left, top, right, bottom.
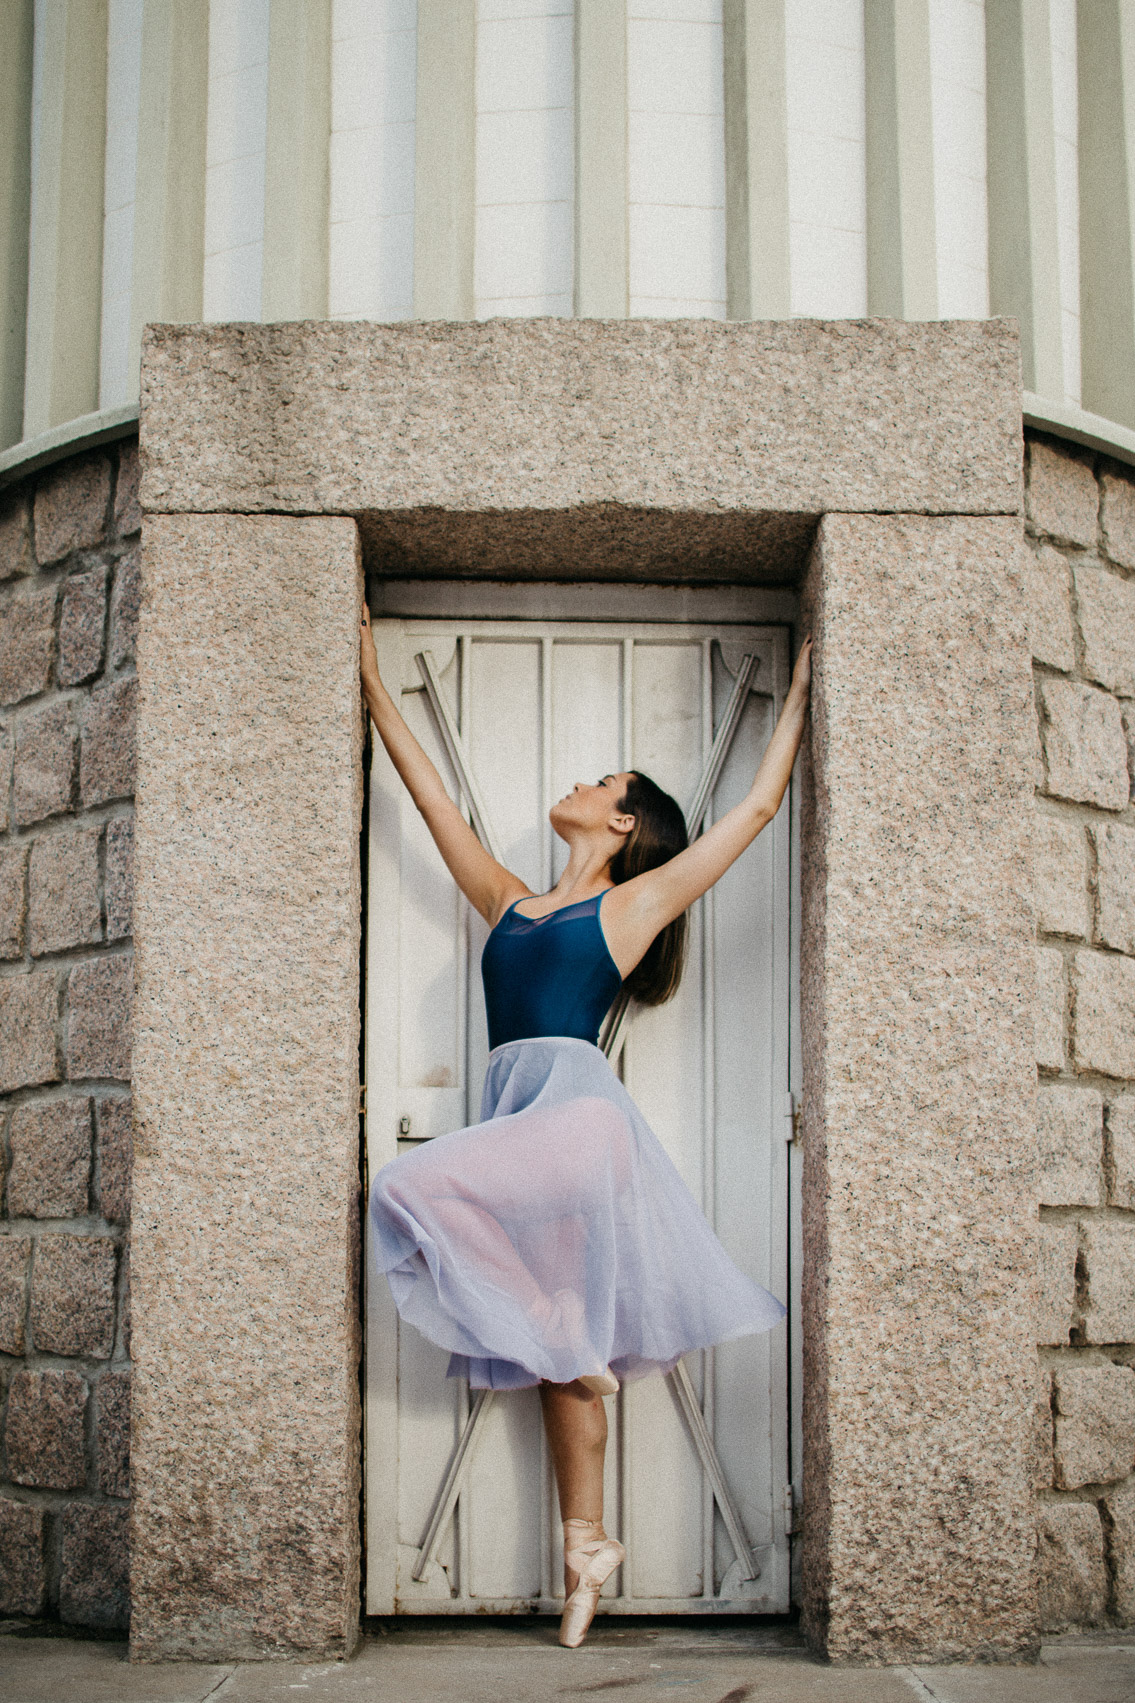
2, 1621, 1133, 1703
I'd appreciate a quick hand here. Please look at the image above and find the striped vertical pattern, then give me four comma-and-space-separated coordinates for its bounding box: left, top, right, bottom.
4, 0, 1135, 458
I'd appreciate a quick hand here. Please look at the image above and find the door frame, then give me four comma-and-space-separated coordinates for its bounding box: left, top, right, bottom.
362, 582, 804, 1615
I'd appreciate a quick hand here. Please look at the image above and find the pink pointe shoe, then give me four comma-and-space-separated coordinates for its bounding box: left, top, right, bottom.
578, 1369, 620, 1397
558, 1518, 626, 1648
546, 1291, 620, 1396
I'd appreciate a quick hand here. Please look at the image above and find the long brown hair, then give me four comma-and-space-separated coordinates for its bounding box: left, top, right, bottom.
609, 772, 689, 1005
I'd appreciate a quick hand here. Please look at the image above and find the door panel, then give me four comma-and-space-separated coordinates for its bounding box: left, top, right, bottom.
365, 618, 793, 1614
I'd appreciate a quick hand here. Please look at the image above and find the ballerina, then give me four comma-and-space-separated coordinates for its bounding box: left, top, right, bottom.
361, 609, 812, 1647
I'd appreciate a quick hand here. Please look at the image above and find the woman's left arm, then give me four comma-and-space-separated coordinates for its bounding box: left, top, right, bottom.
605, 639, 812, 961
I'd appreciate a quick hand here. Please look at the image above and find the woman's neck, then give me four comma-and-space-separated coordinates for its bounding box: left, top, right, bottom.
544, 840, 616, 905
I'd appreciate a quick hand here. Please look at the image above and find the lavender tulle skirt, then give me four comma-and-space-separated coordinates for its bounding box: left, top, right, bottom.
369, 1036, 785, 1390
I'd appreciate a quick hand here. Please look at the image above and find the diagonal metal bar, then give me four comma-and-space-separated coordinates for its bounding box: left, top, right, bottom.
670, 1360, 760, 1581
412, 1389, 495, 1581
410, 642, 763, 1592
599, 651, 760, 1063
416, 650, 505, 863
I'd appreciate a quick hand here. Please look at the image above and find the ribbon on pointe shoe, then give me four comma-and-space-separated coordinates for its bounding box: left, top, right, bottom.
558, 1519, 625, 1649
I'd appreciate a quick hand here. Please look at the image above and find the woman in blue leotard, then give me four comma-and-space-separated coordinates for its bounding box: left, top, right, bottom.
361, 608, 812, 1646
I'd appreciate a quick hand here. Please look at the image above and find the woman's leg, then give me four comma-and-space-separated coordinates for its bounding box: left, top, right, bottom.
539, 1380, 608, 1593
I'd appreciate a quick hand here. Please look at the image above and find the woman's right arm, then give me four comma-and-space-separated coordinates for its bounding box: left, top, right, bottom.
361, 608, 528, 925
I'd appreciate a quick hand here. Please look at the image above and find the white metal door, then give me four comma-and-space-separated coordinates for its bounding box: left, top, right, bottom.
365, 619, 793, 1614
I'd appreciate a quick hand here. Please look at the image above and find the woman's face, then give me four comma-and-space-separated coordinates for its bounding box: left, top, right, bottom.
549, 772, 634, 838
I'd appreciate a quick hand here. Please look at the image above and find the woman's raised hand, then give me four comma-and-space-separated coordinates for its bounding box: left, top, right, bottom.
360, 604, 384, 697
789, 635, 813, 699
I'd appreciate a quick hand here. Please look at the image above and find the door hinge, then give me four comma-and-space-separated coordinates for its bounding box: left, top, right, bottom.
359, 1083, 367, 1116
784, 1091, 801, 1144
783, 1482, 796, 1537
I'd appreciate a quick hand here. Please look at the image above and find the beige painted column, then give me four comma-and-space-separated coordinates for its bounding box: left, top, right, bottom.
799, 514, 1038, 1662
262, 0, 331, 320
574, 0, 628, 317
22, 0, 108, 437
129, 0, 209, 398
413, 0, 475, 320
864, 0, 937, 320
130, 514, 364, 1661
985, 0, 1064, 398
1078, 0, 1135, 432
723, 0, 790, 320
0, 0, 33, 449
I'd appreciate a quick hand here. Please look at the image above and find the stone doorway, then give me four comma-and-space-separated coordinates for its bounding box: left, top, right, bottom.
129, 317, 1037, 1665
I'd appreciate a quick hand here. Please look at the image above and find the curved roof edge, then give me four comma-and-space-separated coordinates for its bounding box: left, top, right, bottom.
0, 404, 139, 489
1023, 392, 1135, 472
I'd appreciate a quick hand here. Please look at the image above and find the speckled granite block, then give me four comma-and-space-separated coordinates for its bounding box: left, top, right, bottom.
799, 514, 1037, 1663
1024, 543, 1075, 671
1026, 439, 1098, 548
130, 514, 363, 1661
1033, 814, 1088, 939
138, 320, 1022, 581
1037, 1504, 1107, 1630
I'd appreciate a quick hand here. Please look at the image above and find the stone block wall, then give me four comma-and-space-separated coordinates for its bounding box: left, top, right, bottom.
0, 442, 138, 1630
1026, 434, 1135, 1633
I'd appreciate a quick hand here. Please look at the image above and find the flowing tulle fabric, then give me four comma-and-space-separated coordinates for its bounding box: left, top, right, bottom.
369, 1036, 786, 1390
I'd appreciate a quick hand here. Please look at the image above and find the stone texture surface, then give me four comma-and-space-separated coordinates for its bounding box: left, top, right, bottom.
28, 825, 101, 955
0, 491, 34, 580
1033, 1366, 1053, 1489
1093, 822, 1135, 954
0, 1497, 46, 1615
105, 815, 133, 941
798, 515, 1036, 1661
1037, 1222, 1079, 1345
80, 676, 136, 807
96, 1368, 130, 1497
1101, 468, 1135, 569
14, 700, 77, 826
0, 1236, 30, 1353
139, 321, 1022, 579
7, 1098, 91, 1218
57, 565, 108, 687
0, 971, 59, 1093
0, 843, 28, 958
59, 1503, 129, 1630
1053, 1363, 1135, 1487
1027, 439, 1099, 547
5, 1369, 88, 1488
1080, 1218, 1135, 1343
1037, 1504, 1108, 1630
1037, 1086, 1102, 1206
1024, 542, 1076, 670
109, 546, 139, 671
1107, 1097, 1135, 1209
67, 955, 132, 1081
1025, 543, 1076, 671
30, 1236, 117, 1357
114, 441, 141, 537
0, 443, 139, 1641
1034, 814, 1089, 937
95, 1095, 132, 1224
130, 514, 363, 1660
1104, 1477, 1135, 1620
0, 724, 11, 831
0, 584, 57, 705
1035, 946, 1066, 1069
1074, 561, 1135, 696
1072, 950, 1135, 1078
1039, 679, 1130, 811
33, 454, 110, 565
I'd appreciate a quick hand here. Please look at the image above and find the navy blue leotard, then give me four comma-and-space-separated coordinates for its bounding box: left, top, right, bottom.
480, 892, 624, 1050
